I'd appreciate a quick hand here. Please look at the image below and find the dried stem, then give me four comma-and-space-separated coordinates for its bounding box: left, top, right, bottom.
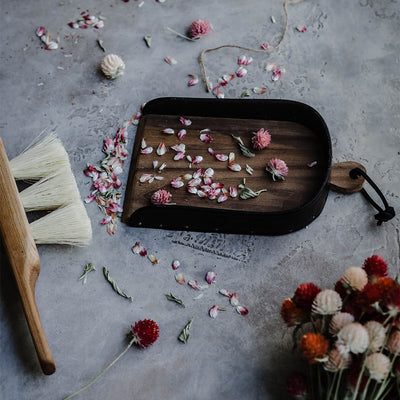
199, 0, 304, 92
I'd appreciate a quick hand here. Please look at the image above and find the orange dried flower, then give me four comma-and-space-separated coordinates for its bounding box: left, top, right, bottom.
300, 332, 329, 364
375, 277, 397, 296
281, 298, 308, 327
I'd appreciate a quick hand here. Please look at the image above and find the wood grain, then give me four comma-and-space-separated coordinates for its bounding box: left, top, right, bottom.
123, 114, 329, 220
0, 138, 55, 375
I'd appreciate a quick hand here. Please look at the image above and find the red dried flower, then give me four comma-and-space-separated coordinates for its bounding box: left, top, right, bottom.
356, 283, 381, 313
187, 19, 212, 39
130, 319, 160, 348
375, 277, 397, 296
363, 255, 388, 282
300, 332, 329, 364
281, 298, 308, 327
286, 371, 308, 398
335, 279, 350, 299
384, 286, 400, 317
251, 128, 271, 150
294, 283, 321, 312
151, 189, 171, 205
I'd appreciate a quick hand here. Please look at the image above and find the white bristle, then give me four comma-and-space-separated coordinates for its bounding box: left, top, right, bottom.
10, 133, 70, 180
29, 202, 92, 246
19, 166, 82, 211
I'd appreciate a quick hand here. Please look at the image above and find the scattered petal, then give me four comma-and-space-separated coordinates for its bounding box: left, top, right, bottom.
192, 169, 203, 179
205, 271, 217, 284
158, 162, 167, 171
253, 87, 266, 94
219, 289, 231, 297
217, 194, 228, 203
229, 186, 238, 197
171, 178, 184, 188
45, 42, 58, 50
296, 25, 307, 32
236, 305, 249, 315
171, 143, 186, 153
181, 173, 193, 180
173, 152, 186, 161
204, 168, 214, 177
139, 173, 153, 183
261, 43, 269, 50
162, 128, 175, 135
180, 117, 192, 126
36, 26, 45, 37
175, 273, 185, 284
308, 161, 317, 168
271, 15, 276, 23
265, 62, 277, 72
148, 254, 158, 264
230, 293, 240, 306
197, 190, 207, 198
192, 155, 203, 165
132, 241, 146, 255
228, 163, 242, 172
200, 133, 213, 142
236, 66, 248, 78
208, 147, 216, 156
218, 74, 234, 86
228, 152, 235, 163
193, 293, 204, 300
156, 143, 167, 156
215, 154, 228, 162
153, 160, 159, 169
188, 74, 199, 86
172, 260, 180, 270
245, 164, 254, 175
164, 56, 177, 65
187, 186, 198, 194
141, 147, 153, 154
177, 129, 187, 140
188, 177, 202, 187
188, 280, 200, 290
209, 305, 219, 319
272, 69, 282, 81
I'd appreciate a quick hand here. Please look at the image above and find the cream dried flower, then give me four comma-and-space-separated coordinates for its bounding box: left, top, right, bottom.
341, 266, 368, 291
324, 348, 351, 372
386, 329, 400, 355
329, 312, 354, 335
312, 289, 342, 315
365, 321, 386, 352
365, 353, 391, 382
101, 54, 125, 79
337, 323, 369, 354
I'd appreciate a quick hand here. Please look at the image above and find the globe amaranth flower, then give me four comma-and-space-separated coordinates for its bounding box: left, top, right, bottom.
356, 283, 381, 314
364, 320, 386, 352
386, 329, 400, 355
341, 266, 368, 291
281, 298, 308, 327
266, 158, 288, 181
286, 371, 307, 399
329, 312, 354, 335
363, 255, 388, 282
384, 286, 400, 318
293, 282, 321, 313
300, 332, 329, 364
151, 189, 172, 205
365, 352, 391, 382
187, 19, 212, 39
337, 322, 369, 354
375, 277, 397, 297
129, 319, 160, 348
251, 128, 271, 150
324, 348, 351, 372
312, 289, 342, 315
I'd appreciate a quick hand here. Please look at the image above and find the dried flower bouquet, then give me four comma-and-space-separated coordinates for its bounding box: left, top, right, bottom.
281, 256, 400, 400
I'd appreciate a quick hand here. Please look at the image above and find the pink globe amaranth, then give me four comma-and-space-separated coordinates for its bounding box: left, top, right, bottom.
187, 19, 212, 39
251, 128, 271, 150
151, 189, 171, 205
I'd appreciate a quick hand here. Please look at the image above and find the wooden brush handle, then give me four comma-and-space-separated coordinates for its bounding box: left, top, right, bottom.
0, 138, 55, 375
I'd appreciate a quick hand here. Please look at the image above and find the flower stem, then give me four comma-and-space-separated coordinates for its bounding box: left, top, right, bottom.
326, 372, 337, 400
63, 338, 135, 400
333, 369, 344, 400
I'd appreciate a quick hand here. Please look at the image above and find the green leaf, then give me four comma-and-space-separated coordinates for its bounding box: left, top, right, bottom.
165, 293, 185, 307
178, 317, 194, 344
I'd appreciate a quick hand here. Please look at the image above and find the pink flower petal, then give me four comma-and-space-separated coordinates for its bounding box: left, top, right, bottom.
205, 271, 217, 284
188, 280, 200, 290
236, 66, 248, 78
36, 26, 45, 37
148, 254, 158, 264
228, 163, 241, 172
230, 293, 240, 307
171, 178, 184, 188
193, 169, 203, 179
209, 305, 219, 319
188, 74, 199, 86
236, 305, 249, 315
164, 56, 177, 65
175, 273, 185, 284
180, 117, 192, 126
192, 155, 203, 165
296, 25, 307, 33
177, 129, 187, 140
215, 154, 228, 162
261, 43, 269, 50
171, 143, 186, 153
208, 147, 216, 156
172, 260, 180, 270
200, 133, 213, 142
162, 128, 175, 135
139, 173, 153, 183
219, 289, 231, 297
272, 69, 282, 81
229, 186, 238, 197
140, 147, 153, 154
265, 62, 277, 72
173, 152, 186, 161
217, 194, 228, 203
156, 143, 167, 156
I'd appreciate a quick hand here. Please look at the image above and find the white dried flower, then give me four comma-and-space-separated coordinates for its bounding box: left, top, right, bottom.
101, 54, 125, 79
312, 289, 342, 315
365, 353, 391, 382
341, 266, 368, 291
324, 348, 351, 372
365, 321, 386, 352
329, 312, 355, 335
337, 323, 369, 354
386, 329, 400, 355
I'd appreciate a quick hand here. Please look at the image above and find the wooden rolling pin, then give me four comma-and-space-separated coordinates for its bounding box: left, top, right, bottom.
0, 138, 56, 375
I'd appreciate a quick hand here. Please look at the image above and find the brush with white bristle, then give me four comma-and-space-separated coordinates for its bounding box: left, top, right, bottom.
9, 132, 70, 180
19, 166, 82, 212
0, 135, 92, 376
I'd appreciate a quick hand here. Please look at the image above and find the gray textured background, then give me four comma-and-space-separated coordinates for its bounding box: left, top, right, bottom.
0, 1, 399, 399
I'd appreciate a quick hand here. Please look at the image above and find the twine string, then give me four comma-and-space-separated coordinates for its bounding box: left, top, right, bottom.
199, 0, 304, 92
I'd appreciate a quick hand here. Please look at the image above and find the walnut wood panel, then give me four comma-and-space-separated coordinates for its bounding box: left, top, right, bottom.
123, 114, 329, 220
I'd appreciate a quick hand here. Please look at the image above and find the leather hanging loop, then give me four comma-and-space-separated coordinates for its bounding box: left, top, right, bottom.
349, 167, 395, 226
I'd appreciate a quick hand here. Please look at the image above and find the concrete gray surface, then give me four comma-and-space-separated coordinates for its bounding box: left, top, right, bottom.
0, 0, 399, 399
